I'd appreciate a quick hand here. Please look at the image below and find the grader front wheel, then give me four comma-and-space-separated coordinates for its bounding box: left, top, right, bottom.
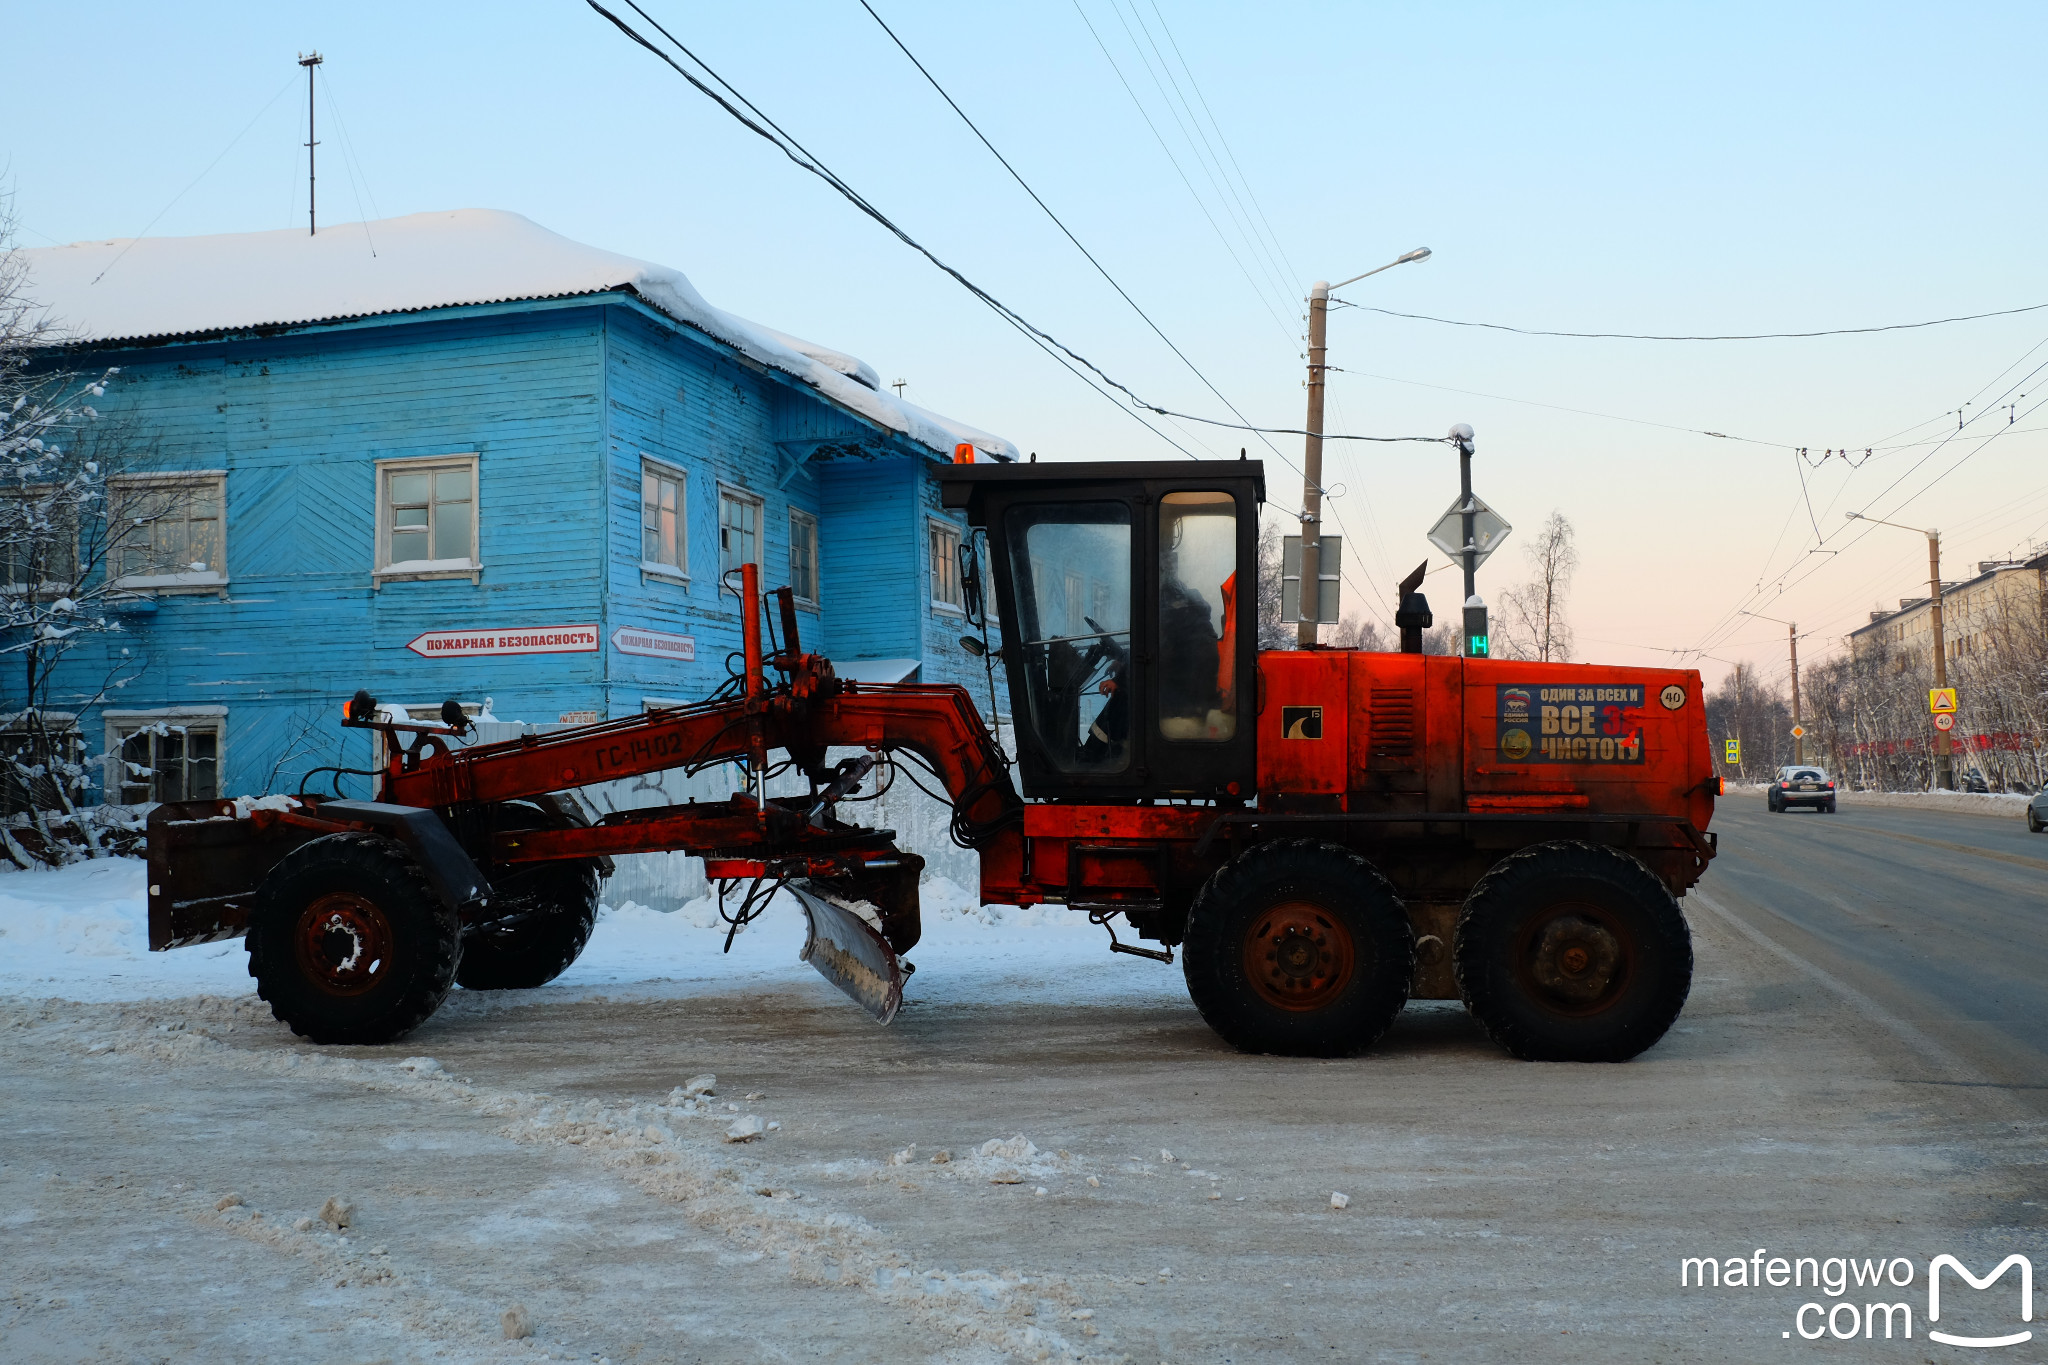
1182, 840, 1413, 1057
246, 832, 461, 1045
1454, 841, 1692, 1062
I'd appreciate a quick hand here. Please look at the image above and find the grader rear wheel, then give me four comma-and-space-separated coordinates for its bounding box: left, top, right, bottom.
455, 802, 603, 991
247, 832, 461, 1045
1182, 839, 1413, 1057
1454, 841, 1692, 1062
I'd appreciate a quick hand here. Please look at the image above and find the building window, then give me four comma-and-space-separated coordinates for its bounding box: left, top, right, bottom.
103, 710, 225, 805
789, 509, 819, 604
641, 458, 686, 577
1, 493, 79, 592
109, 473, 226, 591
719, 488, 761, 576
376, 455, 479, 578
0, 713, 80, 817
930, 519, 963, 611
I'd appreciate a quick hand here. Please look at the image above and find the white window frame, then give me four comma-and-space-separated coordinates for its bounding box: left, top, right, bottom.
102, 706, 227, 806
640, 456, 689, 584
717, 483, 764, 579
929, 517, 964, 614
109, 470, 228, 594
788, 507, 820, 609
374, 454, 481, 584
1, 487, 80, 597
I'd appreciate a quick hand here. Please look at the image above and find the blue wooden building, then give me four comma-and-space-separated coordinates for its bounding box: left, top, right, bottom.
22, 209, 1013, 807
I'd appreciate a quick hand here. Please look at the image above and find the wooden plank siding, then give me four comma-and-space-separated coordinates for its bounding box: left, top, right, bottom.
38, 290, 1005, 801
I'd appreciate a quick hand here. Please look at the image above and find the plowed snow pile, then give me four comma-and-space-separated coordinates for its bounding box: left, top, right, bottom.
0, 860, 1179, 1010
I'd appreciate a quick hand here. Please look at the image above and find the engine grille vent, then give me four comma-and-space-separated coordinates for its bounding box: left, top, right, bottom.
1369, 688, 1417, 760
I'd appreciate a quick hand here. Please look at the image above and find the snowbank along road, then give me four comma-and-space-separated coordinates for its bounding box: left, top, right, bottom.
3, 820, 2045, 1362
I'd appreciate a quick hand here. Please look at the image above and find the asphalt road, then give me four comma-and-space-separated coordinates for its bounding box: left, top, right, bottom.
1701, 794, 2048, 1107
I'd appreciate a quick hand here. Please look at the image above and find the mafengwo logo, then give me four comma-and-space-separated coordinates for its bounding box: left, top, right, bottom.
1680, 1249, 2033, 1346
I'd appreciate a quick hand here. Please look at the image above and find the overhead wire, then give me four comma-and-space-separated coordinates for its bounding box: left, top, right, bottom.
1107, 0, 1294, 311
852, 1, 1321, 459
1066, 0, 1297, 342
1687, 383, 2048, 661
592, 1, 1417, 460
1331, 299, 2048, 341
1682, 330, 2048, 660
590, 0, 1214, 458
1138, 0, 1301, 294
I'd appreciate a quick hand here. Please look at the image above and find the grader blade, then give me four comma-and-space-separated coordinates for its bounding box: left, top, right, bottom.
790, 880, 906, 1024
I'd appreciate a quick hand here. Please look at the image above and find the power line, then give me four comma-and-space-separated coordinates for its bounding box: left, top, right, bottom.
1682, 331, 2048, 660
592, 0, 1438, 466
1106, 0, 1294, 312
852, 1, 1303, 463
1137, 0, 1301, 298
1067, 0, 1296, 341
1331, 298, 2048, 341
588, 0, 1227, 460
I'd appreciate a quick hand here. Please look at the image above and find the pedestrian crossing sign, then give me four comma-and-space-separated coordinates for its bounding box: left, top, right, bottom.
1723, 739, 1740, 764
1928, 688, 1957, 714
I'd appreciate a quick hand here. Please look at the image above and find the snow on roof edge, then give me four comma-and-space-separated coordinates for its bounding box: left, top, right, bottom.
16, 209, 1015, 462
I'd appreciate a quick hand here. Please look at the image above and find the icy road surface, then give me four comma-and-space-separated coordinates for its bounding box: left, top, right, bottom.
4, 851, 2046, 1362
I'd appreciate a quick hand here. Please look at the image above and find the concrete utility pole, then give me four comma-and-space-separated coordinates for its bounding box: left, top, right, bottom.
1740, 609, 1802, 763
299, 52, 323, 236
1296, 281, 1330, 648
1847, 512, 1953, 789
1927, 529, 1952, 790
1295, 248, 1430, 647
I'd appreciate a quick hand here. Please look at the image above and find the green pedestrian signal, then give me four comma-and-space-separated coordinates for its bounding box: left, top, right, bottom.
1462, 602, 1489, 659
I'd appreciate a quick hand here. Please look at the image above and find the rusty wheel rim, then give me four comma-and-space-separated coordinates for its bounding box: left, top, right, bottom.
295, 892, 394, 998
1511, 902, 1634, 1016
1243, 900, 1356, 1012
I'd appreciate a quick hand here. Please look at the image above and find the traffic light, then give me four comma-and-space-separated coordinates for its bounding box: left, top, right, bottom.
1463, 600, 1489, 658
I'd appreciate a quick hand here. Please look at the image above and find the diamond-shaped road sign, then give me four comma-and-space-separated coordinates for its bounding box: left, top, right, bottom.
1427, 495, 1512, 569
1790, 724, 1807, 739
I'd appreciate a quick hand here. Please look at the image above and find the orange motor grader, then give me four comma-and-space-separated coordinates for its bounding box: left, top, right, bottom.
146, 459, 1718, 1061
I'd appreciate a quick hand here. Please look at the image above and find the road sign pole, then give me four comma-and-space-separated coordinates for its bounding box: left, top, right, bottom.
1452, 425, 1484, 655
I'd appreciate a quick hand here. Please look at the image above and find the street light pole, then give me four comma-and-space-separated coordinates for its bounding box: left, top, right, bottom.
1741, 610, 1801, 763
1846, 512, 1952, 789
1295, 248, 1430, 647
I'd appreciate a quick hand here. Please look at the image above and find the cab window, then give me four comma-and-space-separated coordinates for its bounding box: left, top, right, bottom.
1157, 491, 1238, 742
1004, 502, 1132, 774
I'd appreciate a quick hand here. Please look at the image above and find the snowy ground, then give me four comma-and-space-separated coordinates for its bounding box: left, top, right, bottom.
5, 858, 2045, 1362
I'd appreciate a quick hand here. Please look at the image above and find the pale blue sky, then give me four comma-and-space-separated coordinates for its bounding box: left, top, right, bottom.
9, 2, 2045, 687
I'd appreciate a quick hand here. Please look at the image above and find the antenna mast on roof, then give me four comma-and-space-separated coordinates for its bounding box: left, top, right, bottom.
298, 52, 323, 235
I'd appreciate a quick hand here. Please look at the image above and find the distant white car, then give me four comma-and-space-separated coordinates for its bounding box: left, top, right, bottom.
1768, 765, 1837, 814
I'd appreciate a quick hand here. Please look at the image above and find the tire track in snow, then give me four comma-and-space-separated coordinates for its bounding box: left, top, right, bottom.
4, 994, 1117, 1363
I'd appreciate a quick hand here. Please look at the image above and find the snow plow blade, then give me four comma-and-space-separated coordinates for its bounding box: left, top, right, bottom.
791, 880, 907, 1024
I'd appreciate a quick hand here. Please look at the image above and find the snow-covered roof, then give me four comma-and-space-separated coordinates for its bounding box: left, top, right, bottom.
18, 209, 1013, 461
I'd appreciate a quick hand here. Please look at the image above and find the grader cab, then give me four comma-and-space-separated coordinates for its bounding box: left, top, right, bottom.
147, 458, 1718, 1062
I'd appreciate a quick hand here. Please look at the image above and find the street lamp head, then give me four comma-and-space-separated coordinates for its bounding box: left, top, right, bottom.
1397, 247, 1432, 264
1448, 422, 1475, 454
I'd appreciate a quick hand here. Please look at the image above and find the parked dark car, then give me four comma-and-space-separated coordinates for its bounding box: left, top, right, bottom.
1768, 766, 1837, 814
2028, 783, 2047, 834
1961, 769, 1991, 793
